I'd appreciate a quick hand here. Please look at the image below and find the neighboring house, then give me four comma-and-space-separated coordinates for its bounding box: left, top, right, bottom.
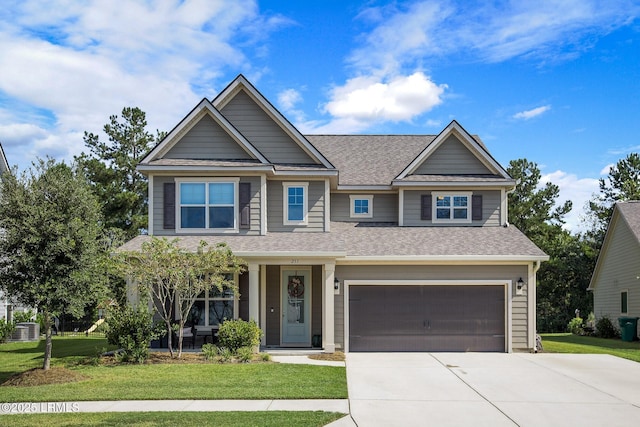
121, 75, 548, 353
0, 142, 32, 322
588, 201, 640, 331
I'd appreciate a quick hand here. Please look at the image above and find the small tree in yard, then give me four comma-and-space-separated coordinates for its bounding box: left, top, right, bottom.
115, 237, 244, 357
0, 159, 106, 370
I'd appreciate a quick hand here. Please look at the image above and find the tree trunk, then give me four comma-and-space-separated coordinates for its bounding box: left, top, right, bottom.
177, 321, 184, 358
165, 320, 174, 358
43, 311, 52, 370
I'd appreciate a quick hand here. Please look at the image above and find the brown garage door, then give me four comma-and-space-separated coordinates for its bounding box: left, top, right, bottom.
349, 285, 505, 352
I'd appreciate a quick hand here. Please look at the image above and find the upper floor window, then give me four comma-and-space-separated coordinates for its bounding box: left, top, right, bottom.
350, 195, 373, 218
283, 182, 308, 225
432, 192, 472, 223
177, 178, 238, 232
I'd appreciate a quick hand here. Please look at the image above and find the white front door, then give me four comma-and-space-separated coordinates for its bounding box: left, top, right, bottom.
281, 268, 311, 346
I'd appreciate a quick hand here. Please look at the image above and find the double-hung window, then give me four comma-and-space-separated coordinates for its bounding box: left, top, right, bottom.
432, 192, 472, 223
177, 178, 239, 232
350, 195, 373, 218
283, 182, 308, 225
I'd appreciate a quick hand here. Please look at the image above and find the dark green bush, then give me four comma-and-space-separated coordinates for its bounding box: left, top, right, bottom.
595, 316, 620, 339
13, 309, 36, 323
218, 319, 262, 353
0, 318, 16, 343
105, 305, 157, 363
567, 317, 584, 335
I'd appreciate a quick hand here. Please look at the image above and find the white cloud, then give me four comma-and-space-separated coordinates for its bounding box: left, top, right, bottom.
0, 0, 290, 170
600, 164, 614, 176
320, 72, 446, 129
278, 89, 302, 111
540, 170, 600, 232
513, 105, 551, 120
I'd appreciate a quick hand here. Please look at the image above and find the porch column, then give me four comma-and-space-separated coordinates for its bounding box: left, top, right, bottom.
323, 264, 336, 353
248, 263, 260, 324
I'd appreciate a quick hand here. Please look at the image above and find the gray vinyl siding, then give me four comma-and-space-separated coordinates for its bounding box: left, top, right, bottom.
403, 190, 500, 226
151, 175, 262, 236
330, 193, 398, 222
163, 114, 252, 160
413, 134, 492, 175
220, 90, 317, 164
592, 217, 640, 324
267, 180, 325, 232
335, 264, 530, 351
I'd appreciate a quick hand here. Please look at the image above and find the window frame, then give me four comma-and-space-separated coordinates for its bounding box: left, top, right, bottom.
175, 177, 239, 233
188, 273, 239, 328
349, 195, 374, 219
432, 191, 472, 224
621, 289, 628, 314
282, 182, 309, 226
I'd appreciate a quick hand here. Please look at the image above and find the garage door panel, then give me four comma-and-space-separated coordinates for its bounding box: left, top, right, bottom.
349, 285, 505, 352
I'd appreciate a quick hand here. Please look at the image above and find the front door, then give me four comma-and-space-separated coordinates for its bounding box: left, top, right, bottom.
281, 268, 311, 346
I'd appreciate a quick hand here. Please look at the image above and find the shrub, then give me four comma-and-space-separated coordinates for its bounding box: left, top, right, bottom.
0, 318, 16, 343
237, 346, 253, 363
201, 343, 217, 361
217, 346, 233, 363
595, 316, 620, 339
218, 319, 263, 353
13, 309, 36, 323
105, 305, 156, 364
260, 352, 271, 362
567, 317, 584, 335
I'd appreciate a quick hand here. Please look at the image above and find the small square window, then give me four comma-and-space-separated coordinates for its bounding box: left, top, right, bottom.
350, 195, 373, 218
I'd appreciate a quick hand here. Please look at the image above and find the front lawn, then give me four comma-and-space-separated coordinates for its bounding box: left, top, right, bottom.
3, 411, 346, 427
0, 336, 347, 402
541, 333, 640, 363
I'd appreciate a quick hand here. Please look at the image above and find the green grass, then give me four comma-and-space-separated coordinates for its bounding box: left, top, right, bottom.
1, 411, 346, 427
0, 336, 347, 402
541, 333, 640, 362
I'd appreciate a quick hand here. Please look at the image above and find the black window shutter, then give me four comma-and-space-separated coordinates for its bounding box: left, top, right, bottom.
239, 182, 251, 228
421, 194, 432, 220
472, 194, 483, 221
163, 182, 175, 229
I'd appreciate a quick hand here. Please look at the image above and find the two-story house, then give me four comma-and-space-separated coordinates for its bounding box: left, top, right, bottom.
121, 75, 548, 353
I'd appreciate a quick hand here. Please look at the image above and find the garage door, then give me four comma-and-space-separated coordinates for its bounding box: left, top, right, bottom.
349, 285, 505, 352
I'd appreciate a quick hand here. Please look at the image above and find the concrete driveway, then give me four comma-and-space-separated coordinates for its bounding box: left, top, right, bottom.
342, 352, 640, 427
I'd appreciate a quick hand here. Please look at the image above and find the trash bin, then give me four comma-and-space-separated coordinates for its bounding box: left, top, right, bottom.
618, 317, 639, 342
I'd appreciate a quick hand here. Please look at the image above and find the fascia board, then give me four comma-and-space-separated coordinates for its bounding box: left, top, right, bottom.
272, 170, 339, 177
337, 255, 549, 265
213, 75, 335, 169
137, 165, 274, 174
336, 185, 394, 191
392, 180, 516, 188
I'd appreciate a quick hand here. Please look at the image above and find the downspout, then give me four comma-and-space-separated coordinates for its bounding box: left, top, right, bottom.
531, 260, 541, 351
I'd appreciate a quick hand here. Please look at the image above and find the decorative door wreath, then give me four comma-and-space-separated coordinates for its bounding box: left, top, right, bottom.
287, 276, 305, 298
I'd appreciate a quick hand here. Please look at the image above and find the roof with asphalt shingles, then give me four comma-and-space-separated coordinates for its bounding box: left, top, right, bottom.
119, 223, 547, 259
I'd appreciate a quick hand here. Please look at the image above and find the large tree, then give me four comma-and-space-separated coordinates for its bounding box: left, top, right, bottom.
507, 158, 594, 331
507, 158, 572, 248
76, 107, 164, 240
586, 152, 640, 243
0, 159, 106, 369
115, 237, 245, 357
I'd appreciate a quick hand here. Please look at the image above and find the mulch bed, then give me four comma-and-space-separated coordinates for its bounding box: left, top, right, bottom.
2, 366, 89, 387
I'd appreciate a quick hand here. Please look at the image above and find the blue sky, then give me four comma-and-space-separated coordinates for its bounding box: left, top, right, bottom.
0, 0, 639, 232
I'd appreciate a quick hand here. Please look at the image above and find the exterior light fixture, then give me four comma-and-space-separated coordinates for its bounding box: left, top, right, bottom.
334, 277, 340, 290
516, 277, 525, 295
